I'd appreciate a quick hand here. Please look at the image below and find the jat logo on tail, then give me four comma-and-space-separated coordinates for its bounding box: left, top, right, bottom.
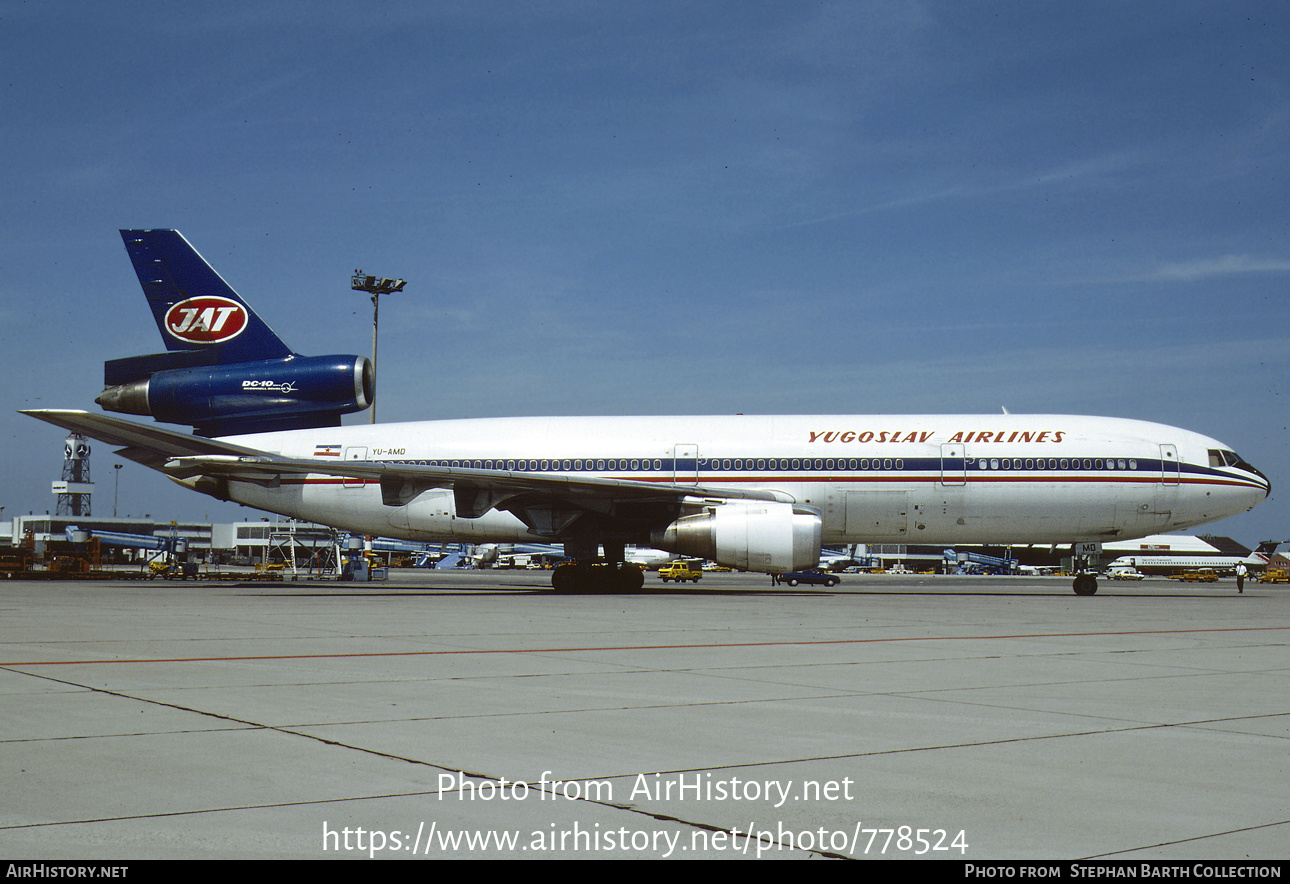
164, 296, 248, 344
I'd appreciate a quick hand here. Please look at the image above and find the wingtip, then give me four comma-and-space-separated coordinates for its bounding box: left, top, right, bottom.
20, 408, 91, 417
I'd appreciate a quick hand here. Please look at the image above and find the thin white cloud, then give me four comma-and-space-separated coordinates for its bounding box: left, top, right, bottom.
776, 150, 1143, 231
1145, 255, 1290, 282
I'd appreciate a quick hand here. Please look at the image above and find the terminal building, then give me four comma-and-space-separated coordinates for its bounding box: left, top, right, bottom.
2, 515, 345, 568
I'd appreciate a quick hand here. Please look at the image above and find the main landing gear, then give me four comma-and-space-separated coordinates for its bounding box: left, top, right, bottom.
550, 537, 647, 593
550, 562, 646, 594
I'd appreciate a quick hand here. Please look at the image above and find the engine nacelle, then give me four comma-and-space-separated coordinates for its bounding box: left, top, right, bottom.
650, 502, 822, 574
97, 354, 373, 436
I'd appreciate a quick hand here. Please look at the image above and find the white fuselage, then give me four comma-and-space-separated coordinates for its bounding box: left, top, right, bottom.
1105, 555, 1260, 574
214, 414, 1268, 550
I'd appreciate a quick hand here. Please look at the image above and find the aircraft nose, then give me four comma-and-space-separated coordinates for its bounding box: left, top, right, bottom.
1240, 460, 1271, 498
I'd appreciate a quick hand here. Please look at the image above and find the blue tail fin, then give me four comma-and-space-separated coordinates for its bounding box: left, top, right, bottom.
119, 229, 295, 363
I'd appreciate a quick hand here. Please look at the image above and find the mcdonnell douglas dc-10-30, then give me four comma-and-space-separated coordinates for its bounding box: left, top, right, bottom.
24, 230, 1270, 594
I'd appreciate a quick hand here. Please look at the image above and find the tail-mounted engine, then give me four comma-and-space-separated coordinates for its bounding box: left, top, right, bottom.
97, 352, 373, 437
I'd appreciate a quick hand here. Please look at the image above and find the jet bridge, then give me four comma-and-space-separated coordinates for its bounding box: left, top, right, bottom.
943, 548, 1018, 575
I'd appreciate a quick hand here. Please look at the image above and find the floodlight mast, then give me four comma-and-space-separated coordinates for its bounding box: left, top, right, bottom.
351, 271, 406, 424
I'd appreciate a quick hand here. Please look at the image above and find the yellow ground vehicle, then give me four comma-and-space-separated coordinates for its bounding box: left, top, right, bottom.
659, 561, 702, 583
1179, 569, 1218, 583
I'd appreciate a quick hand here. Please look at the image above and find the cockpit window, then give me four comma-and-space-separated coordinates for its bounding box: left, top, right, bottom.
1208, 449, 1242, 468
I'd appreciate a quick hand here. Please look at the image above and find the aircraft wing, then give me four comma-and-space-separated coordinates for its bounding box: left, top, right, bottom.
22, 410, 792, 535
22, 409, 277, 469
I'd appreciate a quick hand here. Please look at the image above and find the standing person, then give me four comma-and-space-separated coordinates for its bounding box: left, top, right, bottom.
1236, 562, 1248, 593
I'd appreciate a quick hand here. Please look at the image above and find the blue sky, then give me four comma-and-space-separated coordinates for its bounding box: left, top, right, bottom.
2, 1, 1287, 545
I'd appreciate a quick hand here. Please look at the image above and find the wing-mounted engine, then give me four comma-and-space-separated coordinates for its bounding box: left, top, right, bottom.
98, 352, 373, 437
650, 501, 822, 573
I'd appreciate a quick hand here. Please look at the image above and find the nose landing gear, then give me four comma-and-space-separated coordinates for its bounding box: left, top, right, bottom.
1071, 543, 1100, 595
1072, 573, 1098, 596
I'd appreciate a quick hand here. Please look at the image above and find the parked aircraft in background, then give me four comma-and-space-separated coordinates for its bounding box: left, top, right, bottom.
1101, 534, 1267, 577
23, 230, 1271, 595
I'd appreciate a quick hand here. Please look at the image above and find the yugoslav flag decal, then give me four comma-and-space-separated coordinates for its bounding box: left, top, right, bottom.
164, 296, 248, 345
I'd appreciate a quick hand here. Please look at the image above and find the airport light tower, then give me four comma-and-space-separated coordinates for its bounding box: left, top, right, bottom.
351, 271, 406, 424
54, 433, 92, 516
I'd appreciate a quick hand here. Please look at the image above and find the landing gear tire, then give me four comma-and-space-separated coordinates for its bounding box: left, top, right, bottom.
1072, 574, 1098, 596
551, 563, 584, 593
550, 562, 644, 594
622, 564, 645, 592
